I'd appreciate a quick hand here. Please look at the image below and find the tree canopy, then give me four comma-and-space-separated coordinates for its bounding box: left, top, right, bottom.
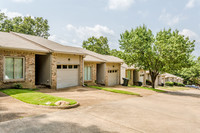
82, 36, 110, 55
0, 12, 50, 38
119, 25, 195, 88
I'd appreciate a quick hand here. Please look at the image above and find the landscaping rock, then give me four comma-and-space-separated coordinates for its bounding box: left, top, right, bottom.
55, 101, 70, 106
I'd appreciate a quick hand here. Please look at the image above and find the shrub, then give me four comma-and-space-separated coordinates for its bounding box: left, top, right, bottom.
173, 82, 178, 86
165, 82, 174, 86
177, 83, 185, 87
146, 80, 152, 85
134, 81, 142, 86
14, 83, 23, 89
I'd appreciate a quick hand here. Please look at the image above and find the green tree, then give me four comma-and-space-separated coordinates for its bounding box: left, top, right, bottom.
176, 60, 200, 85
0, 12, 50, 38
110, 49, 124, 59
82, 36, 110, 55
119, 25, 195, 88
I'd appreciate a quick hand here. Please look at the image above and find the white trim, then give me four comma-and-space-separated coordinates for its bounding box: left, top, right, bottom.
3, 56, 25, 82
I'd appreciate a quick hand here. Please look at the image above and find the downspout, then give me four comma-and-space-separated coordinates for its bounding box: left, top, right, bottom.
82, 55, 85, 86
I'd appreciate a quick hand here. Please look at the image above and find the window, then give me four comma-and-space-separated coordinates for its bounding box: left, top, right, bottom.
127, 70, 131, 79
57, 65, 61, 69
84, 66, 91, 81
5, 57, 24, 80
63, 65, 67, 69
68, 65, 72, 69
74, 65, 78, 69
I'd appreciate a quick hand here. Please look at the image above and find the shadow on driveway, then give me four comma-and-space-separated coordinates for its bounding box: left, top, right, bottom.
0, 114, 119, 133
165, 90, 200, 98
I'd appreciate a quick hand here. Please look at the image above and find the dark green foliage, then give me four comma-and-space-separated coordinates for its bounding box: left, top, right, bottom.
177, 83, 185, 87
119, 25, 195, 88
0, 12, 50, 38
165, 82, 174, 86
14, 83, 23, 89
82, 36, 110, 55
146, 80, 152, 85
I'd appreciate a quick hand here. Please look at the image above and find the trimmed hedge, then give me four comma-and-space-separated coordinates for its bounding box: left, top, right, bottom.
177, 83, 185, 87
165, 82, 174, 86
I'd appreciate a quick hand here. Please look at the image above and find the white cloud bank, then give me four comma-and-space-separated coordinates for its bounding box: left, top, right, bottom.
1, 8, 23, 18
107, 0, 135, 10
66, 24, 115, 40
185, 0, 200, 8
179, 29, 199, 40
159, 9, 181, 26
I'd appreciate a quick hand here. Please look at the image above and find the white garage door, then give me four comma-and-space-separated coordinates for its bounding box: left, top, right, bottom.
57, 65, 79, 89
108, 70, 119, 86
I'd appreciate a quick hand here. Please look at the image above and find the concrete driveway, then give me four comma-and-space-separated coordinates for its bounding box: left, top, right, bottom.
1, 89, 200, 133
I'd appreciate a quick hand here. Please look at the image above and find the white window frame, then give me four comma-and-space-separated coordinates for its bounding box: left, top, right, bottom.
3, 56, 25, 82
84, 66, 92, 81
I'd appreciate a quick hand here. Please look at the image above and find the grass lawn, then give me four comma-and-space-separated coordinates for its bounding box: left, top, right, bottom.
129, 85, 166, 93
0, 89, 77, 106
89, 86, 141, 96
159, 86, 192, 91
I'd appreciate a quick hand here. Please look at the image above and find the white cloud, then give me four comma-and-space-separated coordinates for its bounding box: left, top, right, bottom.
107, 0, 135, 10
159, 9, 181, 26
48, 34, 57, 41
1, 8, 23, 18
185, 0, 200, 8
186, 0, 195, 8
179, 29, 199, 40
1, 9, 34, 19
12, 0, 33, 3
65, 24, 115, 40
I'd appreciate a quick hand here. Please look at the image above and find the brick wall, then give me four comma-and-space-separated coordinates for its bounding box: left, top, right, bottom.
84, 62, 97, 86
0, 50, 35, 89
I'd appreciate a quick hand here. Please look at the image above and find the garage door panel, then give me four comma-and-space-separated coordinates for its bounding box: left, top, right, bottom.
108, 70, 119, 86
57, 69, 79, 89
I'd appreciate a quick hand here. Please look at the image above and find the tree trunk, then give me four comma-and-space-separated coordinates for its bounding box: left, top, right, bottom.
150, 71, 159, 89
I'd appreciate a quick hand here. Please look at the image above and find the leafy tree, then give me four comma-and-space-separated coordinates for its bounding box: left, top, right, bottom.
82, 36, 110, 55
110, 49, 124, 59
176, 60, 200, 85
119, 25, 195, 88
0, 12, 50, 38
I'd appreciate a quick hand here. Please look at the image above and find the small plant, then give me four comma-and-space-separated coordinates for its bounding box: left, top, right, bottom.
173, 82, 178, 86
14, 83, 23, 89
177, 83, 185, 87
146, 80, 152, 85
134, 81, 143, 86
165, 82, 174, 86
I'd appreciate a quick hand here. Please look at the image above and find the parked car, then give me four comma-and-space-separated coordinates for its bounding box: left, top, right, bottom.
185, 85, 200, 89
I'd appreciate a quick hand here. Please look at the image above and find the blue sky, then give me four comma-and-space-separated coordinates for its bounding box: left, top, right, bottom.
1, 0, 200, 57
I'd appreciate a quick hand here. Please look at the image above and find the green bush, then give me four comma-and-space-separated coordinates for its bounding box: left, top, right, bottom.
165, 82, 174, 86
14, 83, 23, 89
173, 82, 178, 86
177, 83, 185, 87
146, 80, 152, 85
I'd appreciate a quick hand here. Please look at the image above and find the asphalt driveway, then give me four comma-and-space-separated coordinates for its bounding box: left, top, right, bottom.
1, 89, 200, 133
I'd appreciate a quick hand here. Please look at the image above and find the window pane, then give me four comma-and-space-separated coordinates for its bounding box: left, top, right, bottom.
88, 67, 91, 80
74, 65, 78, 69
63, 65, 67, 69
14, 58, 23, 79
57, 65, 61, 69
68, 65, 72, 69
5, 58, 14, 79
84, 66, 88, 80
